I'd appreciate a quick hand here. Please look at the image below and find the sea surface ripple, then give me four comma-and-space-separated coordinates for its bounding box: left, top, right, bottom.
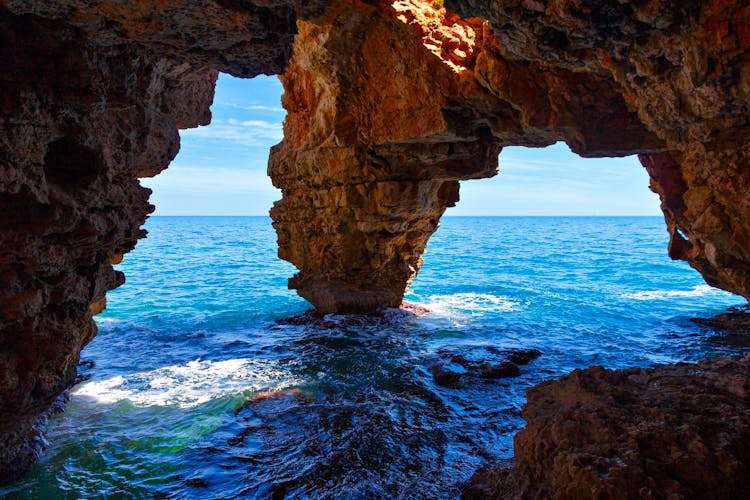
3, 216, 748, 498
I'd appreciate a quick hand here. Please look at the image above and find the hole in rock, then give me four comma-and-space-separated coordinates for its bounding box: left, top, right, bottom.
409, 142, 671, 309
43, 138, 102, 188
447, 142, 659, 216
141, 73, 285, 216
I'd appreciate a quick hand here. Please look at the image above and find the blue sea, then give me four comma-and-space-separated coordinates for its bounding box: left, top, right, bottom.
4, 216, 749, 498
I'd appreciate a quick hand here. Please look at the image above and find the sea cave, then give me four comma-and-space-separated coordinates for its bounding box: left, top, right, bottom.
1, 0, 750, 496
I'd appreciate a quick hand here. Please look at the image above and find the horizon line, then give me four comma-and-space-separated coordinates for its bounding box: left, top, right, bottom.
147, 214, 664, 217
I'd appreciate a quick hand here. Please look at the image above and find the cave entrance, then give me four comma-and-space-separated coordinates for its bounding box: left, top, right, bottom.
401, 142, 714, 315
449, 142, 659, 217
400, 142, 741, 341
141, 73, 285, 216
105, 72, 306, 323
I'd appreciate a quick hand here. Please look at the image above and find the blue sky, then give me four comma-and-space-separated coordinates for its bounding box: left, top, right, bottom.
142, 74, 662, 216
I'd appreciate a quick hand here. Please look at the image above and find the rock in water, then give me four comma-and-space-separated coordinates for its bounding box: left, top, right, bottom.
430, 346, 540, 387
463, 355, 750, 498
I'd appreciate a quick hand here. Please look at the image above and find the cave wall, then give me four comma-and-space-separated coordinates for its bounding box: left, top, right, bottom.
0, 7, 218, 481
269, 0, 750, 312
0, 0, 749, 485
0, 0, 326, 481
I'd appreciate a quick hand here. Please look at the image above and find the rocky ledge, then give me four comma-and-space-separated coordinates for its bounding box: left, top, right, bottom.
463, 355, 750, 498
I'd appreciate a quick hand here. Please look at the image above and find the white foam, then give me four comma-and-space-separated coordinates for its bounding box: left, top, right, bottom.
421, 293, 521, 317
93, 317, 121, 325
619, 284, 717, 300
72, 358, 300, 408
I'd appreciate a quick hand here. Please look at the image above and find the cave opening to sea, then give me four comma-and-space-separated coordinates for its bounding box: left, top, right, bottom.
141, 74, 285, 217
4, 74, 749, 498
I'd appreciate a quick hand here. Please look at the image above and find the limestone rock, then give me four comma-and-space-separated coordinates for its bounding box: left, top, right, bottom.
2, 0, 750, 485
0, 0, 329, 480
269, 0, 663, 313
463, 355, 750, 498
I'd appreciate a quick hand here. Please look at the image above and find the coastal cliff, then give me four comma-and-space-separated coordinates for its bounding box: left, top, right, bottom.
1, 0, 749, 490
0, 0, 322, 481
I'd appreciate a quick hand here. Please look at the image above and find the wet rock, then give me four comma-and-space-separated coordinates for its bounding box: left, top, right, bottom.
430, 362, 468, 388
464, 355, 750, 498
478, 361, 520, 379
507, 349, 542, 366
277, 305, 420, 328
430, 346, 540, 388
692, 306, 750, 332
183, 477, 210, 488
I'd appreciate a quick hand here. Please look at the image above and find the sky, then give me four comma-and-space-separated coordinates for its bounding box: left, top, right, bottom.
142, 74, 662, 216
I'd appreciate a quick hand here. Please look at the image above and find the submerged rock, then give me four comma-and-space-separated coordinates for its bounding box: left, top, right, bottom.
430, 346, 541, 388
463, 355, 750, 498
693, 306, 750, 332
277, 301, 432, 329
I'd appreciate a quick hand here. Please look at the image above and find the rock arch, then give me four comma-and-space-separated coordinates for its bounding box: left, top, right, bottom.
1, 0, 749, 484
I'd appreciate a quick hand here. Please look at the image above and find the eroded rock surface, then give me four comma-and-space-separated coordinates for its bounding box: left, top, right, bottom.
463, 355, 750, 499
269, 0, 664, 313
0, 0, 326, 481
2, 0, 750, 486
269, 0, 750, 312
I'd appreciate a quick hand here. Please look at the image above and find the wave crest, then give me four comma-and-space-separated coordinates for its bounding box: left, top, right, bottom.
72, 358, 300, 408
421, 293, 521, 316
619, 284, 718, 301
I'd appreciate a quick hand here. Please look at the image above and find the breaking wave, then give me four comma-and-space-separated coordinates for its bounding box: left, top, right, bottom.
421, 293, 522, 316
619, 285, 720, 301
72, 358, 300, 408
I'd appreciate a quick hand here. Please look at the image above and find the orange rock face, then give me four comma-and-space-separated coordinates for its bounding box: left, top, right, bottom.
270, 0, 750, 312
1, 0, 750, 486
269, 0, 664, 313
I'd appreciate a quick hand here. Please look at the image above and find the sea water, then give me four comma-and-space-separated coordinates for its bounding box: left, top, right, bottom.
4, 216, 748, 498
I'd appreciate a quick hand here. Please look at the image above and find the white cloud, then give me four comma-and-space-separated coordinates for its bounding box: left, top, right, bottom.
180, 118, 283, 147
215, 102, 286, 113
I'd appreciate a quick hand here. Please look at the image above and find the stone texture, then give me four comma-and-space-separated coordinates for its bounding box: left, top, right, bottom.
1, 0, 327, 78
2, 0, 750, 487
463, 355, 750, 499
269, 0, 663, 313
643, 146, 750, 300
0, 0, 328, 481
0, 7, 218, 481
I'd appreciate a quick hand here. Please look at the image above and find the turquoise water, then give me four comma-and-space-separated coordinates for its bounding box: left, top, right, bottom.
4, 216, 748, 498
